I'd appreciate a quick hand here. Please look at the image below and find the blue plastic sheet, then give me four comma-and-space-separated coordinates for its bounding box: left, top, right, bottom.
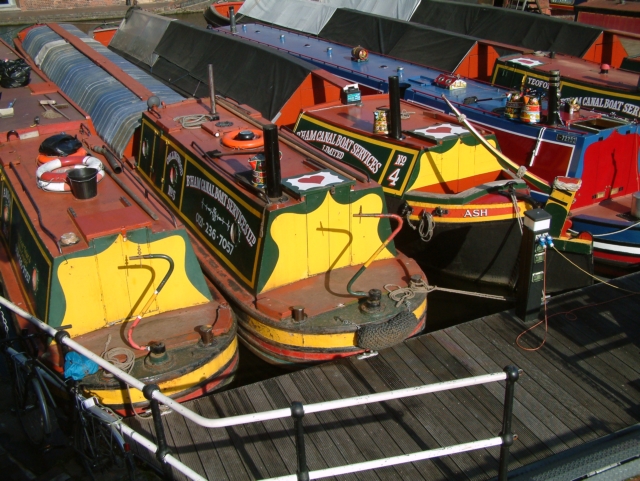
64, 351, 99, 381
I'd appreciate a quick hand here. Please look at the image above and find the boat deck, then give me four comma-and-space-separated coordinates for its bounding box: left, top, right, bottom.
498, 52, 640, 91
127, 273, 640, 480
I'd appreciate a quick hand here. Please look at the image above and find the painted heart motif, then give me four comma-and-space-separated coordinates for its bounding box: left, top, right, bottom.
298, 175, 325, 184
426, 126, 454, 134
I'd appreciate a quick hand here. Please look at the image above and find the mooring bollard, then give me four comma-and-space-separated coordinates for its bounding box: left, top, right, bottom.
515, 208, 552, 322
498, 365, 520, 481
291, 401, 309, 481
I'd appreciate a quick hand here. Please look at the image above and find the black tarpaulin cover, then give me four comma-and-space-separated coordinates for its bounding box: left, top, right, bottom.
410, 0, 604, 58
319, 8, 481, 72
148, 21, 315, 121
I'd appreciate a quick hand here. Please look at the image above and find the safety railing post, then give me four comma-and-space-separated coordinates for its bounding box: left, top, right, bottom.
291, 401, 309, 481
498, 365, 519, 480
144, 384, 174, 480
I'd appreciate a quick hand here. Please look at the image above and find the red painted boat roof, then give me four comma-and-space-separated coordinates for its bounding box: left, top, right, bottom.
0, 40, 186, 258
500, 52, 639, 91
300, 94, 496, 151
576, 0, 640, 14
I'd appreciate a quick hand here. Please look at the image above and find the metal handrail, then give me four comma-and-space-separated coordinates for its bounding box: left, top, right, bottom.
0, 295, 519, 481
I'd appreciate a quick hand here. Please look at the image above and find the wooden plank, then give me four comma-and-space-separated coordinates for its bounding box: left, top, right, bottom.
475, 316, 615, 440
424, 328, 550, 470
212, 389, 275, 480
188, 396, 251, 481
160, 406, 205, 481
400, 335, 536, 472
482, 311, 636, 431
316, 361, 422, 481
216, 386, 290, 479
344, 353, 472, 480
356, 347, 495, 479
276, 371, 370, 481
436, 325, 569, 456
121, 274, 640, 481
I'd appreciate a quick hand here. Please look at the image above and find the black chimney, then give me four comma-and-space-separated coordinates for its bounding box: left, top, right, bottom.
388, 76, 404, 140
263, 124, 282, 199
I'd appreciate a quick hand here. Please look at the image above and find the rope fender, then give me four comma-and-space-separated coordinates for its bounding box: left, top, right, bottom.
356, 310, 420, 351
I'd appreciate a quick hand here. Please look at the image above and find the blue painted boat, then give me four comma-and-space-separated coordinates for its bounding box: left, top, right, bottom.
218, 22, 640, 275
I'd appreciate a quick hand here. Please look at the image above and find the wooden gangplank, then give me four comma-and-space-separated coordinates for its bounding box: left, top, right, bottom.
127, 273, 640, 480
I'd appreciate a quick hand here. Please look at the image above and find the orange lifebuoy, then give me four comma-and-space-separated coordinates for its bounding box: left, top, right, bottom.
221, 129, 264, 149
36, 148, 88, 165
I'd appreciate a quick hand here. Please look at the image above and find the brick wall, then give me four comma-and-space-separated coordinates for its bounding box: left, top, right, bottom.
18, 0, 159, 11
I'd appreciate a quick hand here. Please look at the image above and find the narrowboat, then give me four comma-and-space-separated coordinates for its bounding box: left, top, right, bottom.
204, 1, 245, 28
0, 39, 238, 415
291, 83, 592, 289
106, 8, 593, 289
492, 52, 640, 121
222, 23, 640, 275
575, 0, 640, 35
16, 21, 427, 366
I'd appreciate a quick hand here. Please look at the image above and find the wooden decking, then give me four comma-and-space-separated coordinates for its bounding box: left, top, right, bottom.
127, 273, 640, 480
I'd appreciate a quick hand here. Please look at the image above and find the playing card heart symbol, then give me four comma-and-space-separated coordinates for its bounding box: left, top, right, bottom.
426, 126, 454, 134
298, 175, 325, 184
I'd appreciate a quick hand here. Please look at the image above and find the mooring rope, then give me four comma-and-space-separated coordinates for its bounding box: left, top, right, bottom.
385, 278, 512, 306
404, 210, 435, 242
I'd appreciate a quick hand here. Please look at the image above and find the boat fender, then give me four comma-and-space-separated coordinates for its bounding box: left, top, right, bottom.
221, 129, 264, 149
37, 148, 88, 165
356, 310, 419, 351
36, 156, 105, 192
38, 133, 83, 157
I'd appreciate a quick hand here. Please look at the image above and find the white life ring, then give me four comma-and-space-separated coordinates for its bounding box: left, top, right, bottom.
36, 156, 105, 192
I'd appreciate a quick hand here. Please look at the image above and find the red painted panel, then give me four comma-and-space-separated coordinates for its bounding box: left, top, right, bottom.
492, 130, 574, 183
579, 11, 640, 35
576, 130, 640, 208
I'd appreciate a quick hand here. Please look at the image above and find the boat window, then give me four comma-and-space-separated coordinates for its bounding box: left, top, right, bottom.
569, 118, 629, 132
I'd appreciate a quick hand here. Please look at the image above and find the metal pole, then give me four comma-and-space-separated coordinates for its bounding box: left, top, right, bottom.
291, 402, 309, 481
146, 386, 174, 481
207, 64, 217, 117
498, 365, 519, 481
229, 6, 237, 34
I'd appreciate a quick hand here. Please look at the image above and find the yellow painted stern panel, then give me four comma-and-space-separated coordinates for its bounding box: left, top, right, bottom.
57, 234, 210, 337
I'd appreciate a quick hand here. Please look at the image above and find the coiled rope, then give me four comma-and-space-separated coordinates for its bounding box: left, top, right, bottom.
404, 209, 435, 242
173, 114, 214, 129
101, 335, 164, 419
101, 334, 135, 375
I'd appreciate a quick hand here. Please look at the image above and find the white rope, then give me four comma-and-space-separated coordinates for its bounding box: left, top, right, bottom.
553, 177, 581, 192
592, 219, 640, 237
173, 114, 212, 129
101, 335, 154, 420
385, 279, 430, 307
101, 334, 135, 376
509, 191, 523, 235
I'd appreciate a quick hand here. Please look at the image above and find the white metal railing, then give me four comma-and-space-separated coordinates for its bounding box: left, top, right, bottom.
0, 295, 519, 481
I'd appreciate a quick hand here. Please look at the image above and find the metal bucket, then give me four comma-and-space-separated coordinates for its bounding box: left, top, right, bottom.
504, 92, 523, 119
520, 97, 541, 124
67, 168, 98, 199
